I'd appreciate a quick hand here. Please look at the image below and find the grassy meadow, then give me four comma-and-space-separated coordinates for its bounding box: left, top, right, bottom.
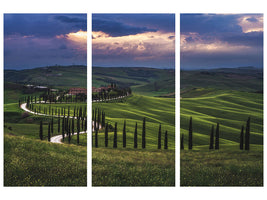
92, 90, 175, 186
181, 145, 263, 186
5, 65, 87, 88
4, 134, 87, 186
93, 95, 175, 150
93, 148, 175, 186
93, 67, 175, 97
4, 83, 87, 186
180, 90, 263, 147
180, 67, 263, 186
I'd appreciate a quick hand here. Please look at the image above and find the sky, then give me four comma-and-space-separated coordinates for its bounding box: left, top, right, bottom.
4, 14, 87, 70
180, 14, 263, 69
92, 14, 175, 69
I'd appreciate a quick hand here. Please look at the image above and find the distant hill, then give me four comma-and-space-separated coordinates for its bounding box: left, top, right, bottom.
4, 65, 87, 88
181, 67, 263, 96
93, 67, 175, 97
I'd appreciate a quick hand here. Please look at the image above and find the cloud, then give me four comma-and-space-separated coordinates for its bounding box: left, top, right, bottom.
54, 15, 86, 24
238, 15, 263, 33
180, 14, 263, 69
4, 14, 87, 38
92, 14, 175, 68
4, 30, 87, 69
92, 31, 174, 68
92, 19, 157, 37
93, 14, 175, 33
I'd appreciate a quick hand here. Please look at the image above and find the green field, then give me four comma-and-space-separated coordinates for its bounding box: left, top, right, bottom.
92, 94, 175, 186
180, 67, 263, 186
4, 86, 87, 186
181, 145, 263, 186
5, 65, 87, 88
93, 95, 175, 150
180, 90, 263, 147
93, 148, 175, 186
4, 134, 86, 186
93, 67, 175, 96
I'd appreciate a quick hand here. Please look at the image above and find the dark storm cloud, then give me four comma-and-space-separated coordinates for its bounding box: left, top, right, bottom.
4, 14, 86, 38
92, 18, 157, 37
246, 17, 258, 22
4, 14, 87, 70
92, 14, 175, 36
54, 15, 86, 23
180, 14, 243, 35
221, 31, 263, 47
180, 14, 263, 69
92, 14, 175, 69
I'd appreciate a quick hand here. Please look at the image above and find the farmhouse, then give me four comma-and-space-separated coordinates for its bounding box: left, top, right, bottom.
92, 86, 109, 93
68, 87, 87, 95
92, 85, 113, 93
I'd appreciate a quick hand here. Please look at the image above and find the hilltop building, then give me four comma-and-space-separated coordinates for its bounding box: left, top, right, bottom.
68, 88, 87, 95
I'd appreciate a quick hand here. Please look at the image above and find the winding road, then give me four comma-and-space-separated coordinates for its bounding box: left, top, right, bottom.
20, 103, 87, 144
20, 94, 128, 144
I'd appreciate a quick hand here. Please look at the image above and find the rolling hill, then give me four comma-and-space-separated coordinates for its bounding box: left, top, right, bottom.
93, 67, 175, 96
180, 67, 263, 186
4, 65, 87, 88
181, 67, 263, 95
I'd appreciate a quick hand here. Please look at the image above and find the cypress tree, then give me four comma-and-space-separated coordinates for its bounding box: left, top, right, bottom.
188, 117, 193, 150
48, 122, 51, 142
81, 118, 84, 130
103, 112, 105, 127
51, 117, 54, 136
134, 122, 138, 148
62, 116, 65, 141
245, 117, 250, 150
97, 109, 100, 130
209, 125, 214, 149
158, 124, 162, 149
240, 125, 244, 150
215, 123, 220, 150
94, 109, 97, 131
77, 117, 80, 144
58, 118, 60, 133
164, 130, 168, 149
142, 117, 146, 149
72, 117, 74, 135
95, 129, 98, 148
101, 111, 104, 128
68, 119, 71, 144
181, 133, 184, 150
123, 120, 126, 148
39, 120, 43, 140
113, 122, 117, 148
105, 123, 108, 147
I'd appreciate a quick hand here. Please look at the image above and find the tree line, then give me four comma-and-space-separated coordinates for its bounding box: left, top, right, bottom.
39, 115, 87, 144
181, 116, 251, 150
92, 108, 169, 149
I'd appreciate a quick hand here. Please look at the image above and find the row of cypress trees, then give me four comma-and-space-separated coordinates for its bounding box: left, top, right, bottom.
20, 92, 87, 106
181, 116, 251, 150
29, 104, 86, 119
92, 108, 105, 131
39, 115, 87, 144
94, 118, 169, 149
